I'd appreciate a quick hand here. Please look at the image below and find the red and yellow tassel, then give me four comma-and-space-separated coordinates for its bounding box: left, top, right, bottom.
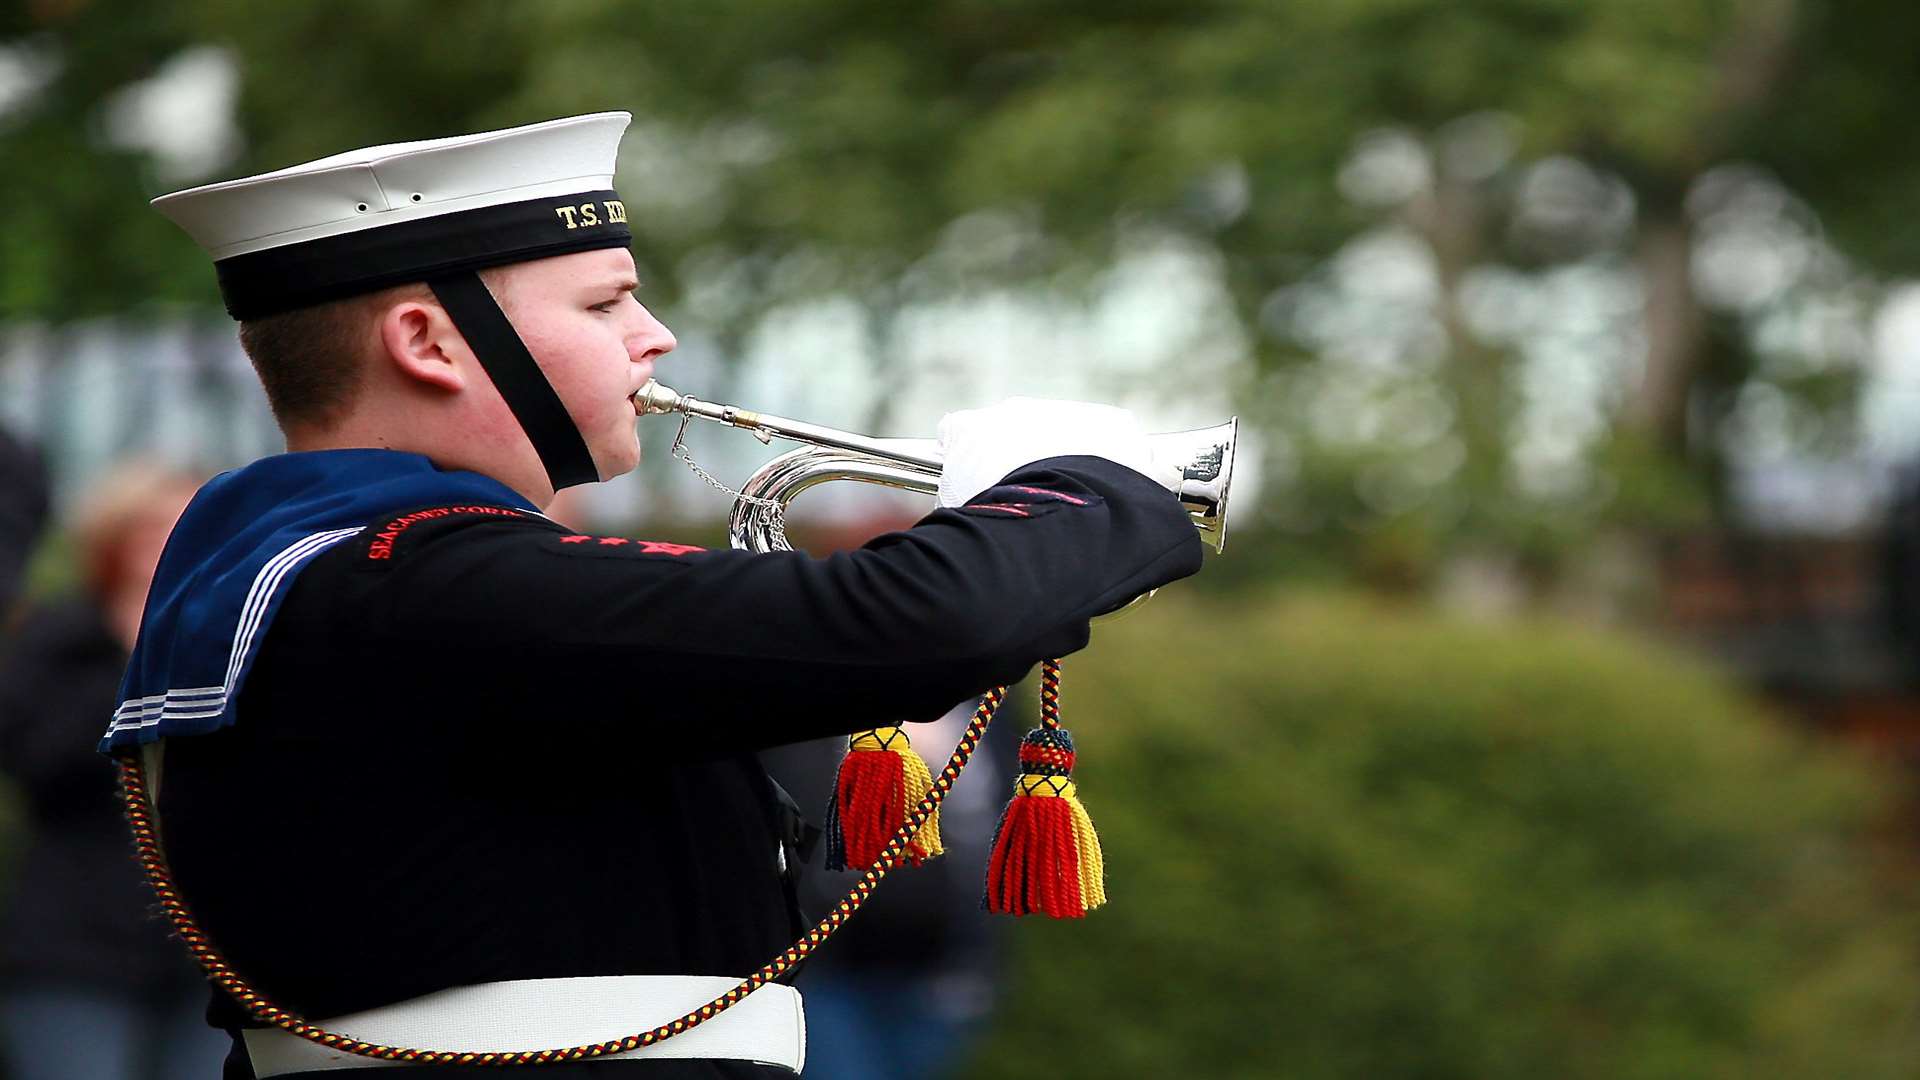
984, 660, 1107, 918
824, 725, 943, 871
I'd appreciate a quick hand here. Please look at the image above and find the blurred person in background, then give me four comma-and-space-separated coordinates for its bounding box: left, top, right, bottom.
0, 426, 50, 619
0, 463, 227, 1080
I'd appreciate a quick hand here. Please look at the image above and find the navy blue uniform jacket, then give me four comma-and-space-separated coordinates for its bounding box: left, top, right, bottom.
156, 455, 1203, 1078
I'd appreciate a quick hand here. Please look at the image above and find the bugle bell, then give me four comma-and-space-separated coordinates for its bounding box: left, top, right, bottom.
634, 380, 1237, 556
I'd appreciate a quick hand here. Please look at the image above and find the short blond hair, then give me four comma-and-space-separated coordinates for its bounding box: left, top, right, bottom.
236, 282, 435, 430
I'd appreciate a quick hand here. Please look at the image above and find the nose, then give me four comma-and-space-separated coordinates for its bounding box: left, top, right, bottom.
629, 302, 677, 363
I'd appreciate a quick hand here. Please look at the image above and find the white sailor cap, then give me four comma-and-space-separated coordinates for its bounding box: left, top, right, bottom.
153, 112, 634, 320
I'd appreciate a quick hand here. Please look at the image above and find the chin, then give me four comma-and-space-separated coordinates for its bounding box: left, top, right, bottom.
597, 433, 641, 479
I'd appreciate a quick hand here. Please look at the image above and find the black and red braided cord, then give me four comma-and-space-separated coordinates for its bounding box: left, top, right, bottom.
115, 685, 1011, 1066
1038, 658, 1062, 730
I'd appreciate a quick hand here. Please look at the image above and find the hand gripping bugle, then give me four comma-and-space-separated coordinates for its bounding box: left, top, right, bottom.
633, 380, 1237, 556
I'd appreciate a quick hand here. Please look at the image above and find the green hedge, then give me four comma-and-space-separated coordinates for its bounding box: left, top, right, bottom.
964, 591, 1920, 1079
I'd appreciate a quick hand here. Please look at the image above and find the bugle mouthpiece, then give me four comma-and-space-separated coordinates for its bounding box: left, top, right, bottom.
633, 380, 684, 416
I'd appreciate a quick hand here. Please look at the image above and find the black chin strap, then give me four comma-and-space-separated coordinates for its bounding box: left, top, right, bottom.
429, 271, 600, 492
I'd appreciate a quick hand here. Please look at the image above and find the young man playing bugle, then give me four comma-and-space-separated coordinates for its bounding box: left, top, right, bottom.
107, 112, 1202, 1079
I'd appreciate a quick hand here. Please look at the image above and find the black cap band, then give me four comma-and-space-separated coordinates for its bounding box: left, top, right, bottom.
429, 272, 600, 493
214, 190, 632, 320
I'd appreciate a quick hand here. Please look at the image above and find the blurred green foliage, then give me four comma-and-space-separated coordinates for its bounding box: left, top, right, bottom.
5, 0, 1918, 578
967, 592, 1920, 1077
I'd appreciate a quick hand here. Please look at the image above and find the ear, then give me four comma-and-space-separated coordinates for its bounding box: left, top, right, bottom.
376, 298, 467, 394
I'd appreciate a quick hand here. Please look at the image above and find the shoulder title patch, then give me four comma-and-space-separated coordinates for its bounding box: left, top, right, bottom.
363, 505, 531, 561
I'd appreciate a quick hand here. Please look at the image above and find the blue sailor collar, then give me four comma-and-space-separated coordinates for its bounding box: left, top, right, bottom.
101, 449, 537, 753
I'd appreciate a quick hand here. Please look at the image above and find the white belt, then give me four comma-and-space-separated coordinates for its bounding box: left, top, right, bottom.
241, 976, 805, 1075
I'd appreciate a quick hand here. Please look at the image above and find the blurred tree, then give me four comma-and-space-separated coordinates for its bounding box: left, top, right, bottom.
3, 0, 1915, 580
0, 1, 206, 318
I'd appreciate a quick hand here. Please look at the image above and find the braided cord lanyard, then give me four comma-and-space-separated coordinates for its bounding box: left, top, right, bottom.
1039, 657, 1063, 730
116, 685, 1010, 1066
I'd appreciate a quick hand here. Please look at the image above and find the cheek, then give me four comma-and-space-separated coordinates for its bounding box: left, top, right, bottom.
538, 323, 636, 437
524, 322, 614, 400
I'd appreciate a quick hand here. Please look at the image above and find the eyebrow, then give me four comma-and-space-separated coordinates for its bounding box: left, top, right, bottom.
606, 279, 639, 294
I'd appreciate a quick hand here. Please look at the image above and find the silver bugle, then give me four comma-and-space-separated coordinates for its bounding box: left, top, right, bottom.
635, 380, 1236, 555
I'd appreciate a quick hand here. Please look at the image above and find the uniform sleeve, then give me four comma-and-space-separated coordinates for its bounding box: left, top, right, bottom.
340, 455, 1202, 752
